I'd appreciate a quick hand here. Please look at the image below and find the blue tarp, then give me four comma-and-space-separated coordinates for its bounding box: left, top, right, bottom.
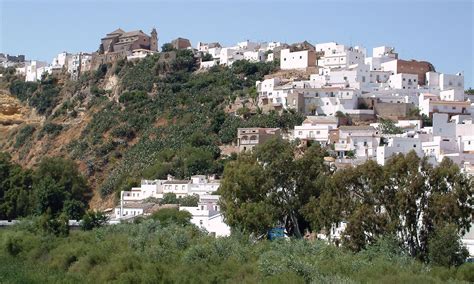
268, 227, 285, 240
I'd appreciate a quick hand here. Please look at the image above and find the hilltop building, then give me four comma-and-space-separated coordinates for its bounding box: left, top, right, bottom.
91, 27, 158, 70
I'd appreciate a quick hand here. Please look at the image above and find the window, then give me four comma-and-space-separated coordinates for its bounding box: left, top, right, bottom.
299, 56, 302, 59
298, 131, 303, 135
413, 144, 417, 147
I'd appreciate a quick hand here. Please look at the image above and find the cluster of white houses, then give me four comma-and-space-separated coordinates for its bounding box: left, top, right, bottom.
114, 175, 230, 237
5, 33, 473, 250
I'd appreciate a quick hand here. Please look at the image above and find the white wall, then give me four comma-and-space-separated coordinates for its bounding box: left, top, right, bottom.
440, 73, 464, 91
388, 73, 419, 90
377, 137, 423, 165
280, 49, 311, 70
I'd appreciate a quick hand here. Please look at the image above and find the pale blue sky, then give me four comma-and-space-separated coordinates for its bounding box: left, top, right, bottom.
1, 0, 473, 87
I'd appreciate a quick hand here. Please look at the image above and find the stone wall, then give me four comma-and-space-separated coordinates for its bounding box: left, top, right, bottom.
90, 51, 129, 70
397, 60, 435, 85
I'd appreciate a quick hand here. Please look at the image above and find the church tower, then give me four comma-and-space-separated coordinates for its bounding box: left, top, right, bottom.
150, 28, 158, 52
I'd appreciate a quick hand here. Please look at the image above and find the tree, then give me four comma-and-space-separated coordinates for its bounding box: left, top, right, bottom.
34, 176, 67, 215
179, 194, 199, 207
63, 199, 86, 220
161, 43, 176, 52
34, 157, 92, 208
305, 152, 472, 261
220, 139, 329, 237
428, 224, 469, 267
219, 153, 277, 236
201, 53, 213, 62
80, 210, 108, 230
38, 210, 69, 236
0, 153, 34, 219
160, 193, 178, 205
378, 118, 403, 134
150, 208, 191, 226
421, 114, 432, 127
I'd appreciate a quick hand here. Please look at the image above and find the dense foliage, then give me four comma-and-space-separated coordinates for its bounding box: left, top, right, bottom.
0, 217, 472, 283
220, 140, 473, 264
67, 55, 299, 196
0, 153, 91, 220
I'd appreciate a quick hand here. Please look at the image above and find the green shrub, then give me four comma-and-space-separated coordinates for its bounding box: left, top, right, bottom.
40, 122, 63, 138
150, 208, 191, 226
456, 263, 474, 282
14, 125, 35, 148
80, 211, 108, 231
118, 91, 148, 104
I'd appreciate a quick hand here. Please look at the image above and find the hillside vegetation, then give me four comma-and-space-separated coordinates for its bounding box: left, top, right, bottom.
0, 53, 303, 206
1, 215, 473, 283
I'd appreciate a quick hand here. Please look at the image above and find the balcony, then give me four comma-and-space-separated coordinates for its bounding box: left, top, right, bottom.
334, 143, 351, 151
240, 139, 259, 145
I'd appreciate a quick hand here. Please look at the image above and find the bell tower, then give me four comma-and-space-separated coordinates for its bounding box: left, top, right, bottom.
150, 28, 158, 52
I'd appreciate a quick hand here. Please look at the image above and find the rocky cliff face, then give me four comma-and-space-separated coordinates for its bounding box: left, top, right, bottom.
0, 90, 42, 127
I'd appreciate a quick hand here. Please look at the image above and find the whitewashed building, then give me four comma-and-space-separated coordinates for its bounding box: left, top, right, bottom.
377, 136, 423, 165
25, 60, 49, 81
121, 175, 220, 203
293, 116, 338, 145
334, 126, 379, 160
180, 195, 231, 237
280, 48, 316, 70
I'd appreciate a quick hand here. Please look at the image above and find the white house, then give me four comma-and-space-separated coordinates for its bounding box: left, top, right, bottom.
280, 48, 316, 70
127, 49, 155, 61
122, 179, 166, 203
180, 195, 231, 237
121, 175, 220, 203
377, 136, 423, 165
293, 116, 338, 145
114, 202, 161, 219
388, 73, 419, 90
365, 46, 397, 71
419, 93, 471, 117
25, 60, 49, 82
189, 175, 220, 195
321, 46, 366, 69
243, 50, 265, 62
52, 52, 71, 68
311, 64, 371, 91
67, 52, 92, 80
218, 48, 244, 66
334, 126, 379, 161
